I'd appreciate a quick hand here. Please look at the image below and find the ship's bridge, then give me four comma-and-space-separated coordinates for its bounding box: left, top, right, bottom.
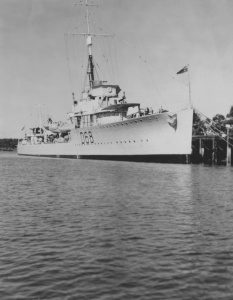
73, 82, 124, 115
97, 103, 141, 124
101, 103, 140, 115
90, 82, 121, 98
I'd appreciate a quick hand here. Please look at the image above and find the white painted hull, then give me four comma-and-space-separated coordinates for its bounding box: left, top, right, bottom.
18, 107, 193, 163
17, 142, 77, 158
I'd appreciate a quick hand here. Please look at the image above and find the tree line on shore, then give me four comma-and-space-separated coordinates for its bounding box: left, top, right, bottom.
0, 139, 18, 151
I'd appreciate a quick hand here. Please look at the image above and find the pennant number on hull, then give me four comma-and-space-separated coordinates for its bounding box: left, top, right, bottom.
80, 131, 94, 145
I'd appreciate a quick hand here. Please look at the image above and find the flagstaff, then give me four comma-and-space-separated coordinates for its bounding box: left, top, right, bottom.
176, 64, 192, 107
187, 68, 192, 108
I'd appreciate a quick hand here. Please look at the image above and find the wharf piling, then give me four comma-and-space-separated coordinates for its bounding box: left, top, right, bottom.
191, 135, 233, 165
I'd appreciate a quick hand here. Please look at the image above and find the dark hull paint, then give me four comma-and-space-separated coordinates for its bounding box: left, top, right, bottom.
18, 154, 78, 159
18, 153, 190, 163
78, 154, 190, 163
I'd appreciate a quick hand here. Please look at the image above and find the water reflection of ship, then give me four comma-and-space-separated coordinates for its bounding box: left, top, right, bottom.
18, 0, 193, 162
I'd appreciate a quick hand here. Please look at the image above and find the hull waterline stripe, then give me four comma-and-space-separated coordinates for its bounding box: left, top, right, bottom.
18, 154, 77, 159
18, 154, 190, 163
78, 154, 190, 163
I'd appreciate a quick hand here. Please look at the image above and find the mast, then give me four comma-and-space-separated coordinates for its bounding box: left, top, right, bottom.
71, 1, 114, 90
87, 36, 94, 88
85, 0, 95, 88
85, 0, 91, 35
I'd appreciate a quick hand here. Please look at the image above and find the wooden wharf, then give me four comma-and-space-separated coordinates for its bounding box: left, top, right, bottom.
191, 135, 232, 166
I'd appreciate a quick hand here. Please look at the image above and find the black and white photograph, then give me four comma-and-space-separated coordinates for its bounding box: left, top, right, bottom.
1, 0, 233, 299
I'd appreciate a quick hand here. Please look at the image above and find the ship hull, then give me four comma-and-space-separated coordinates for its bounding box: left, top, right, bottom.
18, 108, 193, 163
17, 143, 77, 158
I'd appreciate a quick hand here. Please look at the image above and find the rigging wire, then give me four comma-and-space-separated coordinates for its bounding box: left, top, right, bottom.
93, 62, 100, 81
64, 3, 85, 101
74, 7, 86, 94
91, 9, 115, 82
107, 37, 115, 83
94, 7, 190, 105
95, 34, 112, 82
144, 61, 167, 108
90, 22, 168, 107
97, 33, 113, 82
95, 61, 107, 79
64, 34, 74, 100
115, 34, 168, 107
194, 107, 233, 148
113, 36, 119, 85
71, 35, 80, 94
79, 35, 86, 95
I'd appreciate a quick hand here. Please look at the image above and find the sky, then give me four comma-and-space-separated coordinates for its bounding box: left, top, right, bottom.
1, 0, 233, 138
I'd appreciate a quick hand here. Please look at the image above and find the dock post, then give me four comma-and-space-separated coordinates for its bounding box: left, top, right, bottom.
199, 138, 204, 163
212, 137, 217, 165
226, 125, 231, 166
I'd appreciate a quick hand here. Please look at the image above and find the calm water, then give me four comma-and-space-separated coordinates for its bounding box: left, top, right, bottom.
0, 152, 233, 300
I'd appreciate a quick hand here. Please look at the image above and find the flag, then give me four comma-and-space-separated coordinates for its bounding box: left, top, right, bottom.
177, 65, 188, 75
